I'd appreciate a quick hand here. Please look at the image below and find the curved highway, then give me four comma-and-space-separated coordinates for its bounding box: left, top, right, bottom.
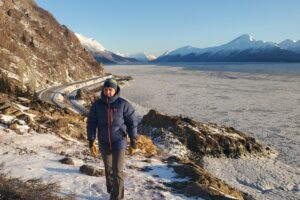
38, 75, 112, 115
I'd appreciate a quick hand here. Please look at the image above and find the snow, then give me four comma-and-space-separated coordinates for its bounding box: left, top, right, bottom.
115, 51, 128, 57
129, 53, 157, 62
0, 68, 20, 81
105, 64, 300, 200
152, 130, 190, 159
13, 103, 29, 111
0, 127, 199, 200
75, 33, 106, 53
15, 124, 30, 133
0, 114, 15, 123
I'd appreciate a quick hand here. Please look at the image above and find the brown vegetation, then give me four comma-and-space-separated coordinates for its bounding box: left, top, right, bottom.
0, 164, 71, 200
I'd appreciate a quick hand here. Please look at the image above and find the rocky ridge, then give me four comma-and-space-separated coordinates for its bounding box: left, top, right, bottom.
139, 109, 273, 161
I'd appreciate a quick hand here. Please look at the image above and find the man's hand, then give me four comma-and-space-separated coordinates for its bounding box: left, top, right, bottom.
129, 139, 137, 155
89, 140, 99, 157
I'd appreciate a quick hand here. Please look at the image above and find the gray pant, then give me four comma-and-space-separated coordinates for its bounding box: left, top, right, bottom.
101, 148, 125, 200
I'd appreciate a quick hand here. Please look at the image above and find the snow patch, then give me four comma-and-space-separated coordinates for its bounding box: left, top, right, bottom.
0, 115, 15, 123
13, 103, 29, 112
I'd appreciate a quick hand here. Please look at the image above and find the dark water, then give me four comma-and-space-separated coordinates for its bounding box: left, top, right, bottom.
155, 62, 300, 75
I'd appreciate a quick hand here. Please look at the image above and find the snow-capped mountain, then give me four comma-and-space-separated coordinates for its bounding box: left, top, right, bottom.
167, 34, 278, 57
156, 34, 300, 62
75, 33, 106, 53
129, 53, 157, 62
75, 33, 137, 64
279, 39, 300, 54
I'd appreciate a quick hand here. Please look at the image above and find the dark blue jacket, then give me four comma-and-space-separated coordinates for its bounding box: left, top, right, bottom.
87, 86, 138, 151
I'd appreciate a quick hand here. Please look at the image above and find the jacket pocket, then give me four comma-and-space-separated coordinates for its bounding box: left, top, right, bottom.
119, 127, 127, 137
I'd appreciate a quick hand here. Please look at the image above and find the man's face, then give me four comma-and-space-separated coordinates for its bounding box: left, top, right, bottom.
103, 87, 116, 97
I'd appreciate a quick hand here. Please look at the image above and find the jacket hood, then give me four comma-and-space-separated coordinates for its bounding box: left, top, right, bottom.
100, 86, 121, 104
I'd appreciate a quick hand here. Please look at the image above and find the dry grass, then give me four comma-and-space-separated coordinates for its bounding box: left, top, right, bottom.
0, 164, 72, 200
134, 135, 159, 157
0, 177, 63, 200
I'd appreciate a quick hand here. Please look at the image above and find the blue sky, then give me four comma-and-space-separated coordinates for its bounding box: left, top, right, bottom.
35, 0, 300, 56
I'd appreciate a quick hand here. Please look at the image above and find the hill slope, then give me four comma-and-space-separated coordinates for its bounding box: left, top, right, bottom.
0, 0, 103, 92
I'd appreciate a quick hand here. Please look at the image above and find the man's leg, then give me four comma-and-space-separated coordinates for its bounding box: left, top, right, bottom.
101, 149, 113, 193
110, 148, 126, 200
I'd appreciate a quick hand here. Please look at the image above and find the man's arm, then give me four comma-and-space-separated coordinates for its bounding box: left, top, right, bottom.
87, 102, 98, 141
124, 101, 138, 145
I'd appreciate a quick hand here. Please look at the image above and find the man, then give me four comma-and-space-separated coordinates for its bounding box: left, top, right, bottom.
87, 78, 138, 200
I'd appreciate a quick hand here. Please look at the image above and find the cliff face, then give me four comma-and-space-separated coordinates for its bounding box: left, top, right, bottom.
0, 0, 104, 92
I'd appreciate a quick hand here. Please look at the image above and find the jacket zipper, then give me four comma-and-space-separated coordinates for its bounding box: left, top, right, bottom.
107, 98, 112, 150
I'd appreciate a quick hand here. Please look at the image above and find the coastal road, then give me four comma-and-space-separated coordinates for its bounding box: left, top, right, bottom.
38, 75, 112, 114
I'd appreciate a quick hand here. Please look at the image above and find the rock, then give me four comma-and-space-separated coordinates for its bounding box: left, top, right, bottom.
127, 165, 153, 172
17, 97, 31, 104
59, 157, 74, 165
9, 123, 19, 131
16, 147, 37, 155
140, 166, 153, 172
142, 159, 152, 163
16, 113, 33, 124
55, 118, 69, 128
165, 159, 244, 200
79, 165, 104, 177
140, 109, 266, 159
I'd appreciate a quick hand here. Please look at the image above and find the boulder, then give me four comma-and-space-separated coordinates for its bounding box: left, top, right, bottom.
59, 157, 74, 165
79, 165, 104, 177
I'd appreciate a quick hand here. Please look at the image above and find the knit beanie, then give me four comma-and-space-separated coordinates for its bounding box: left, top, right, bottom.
103, 78, 118, 90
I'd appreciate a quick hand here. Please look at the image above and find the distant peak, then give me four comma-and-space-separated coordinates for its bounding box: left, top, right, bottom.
280, 39, 297, 44
234, 34, 255, 42
182, 45, 195, 49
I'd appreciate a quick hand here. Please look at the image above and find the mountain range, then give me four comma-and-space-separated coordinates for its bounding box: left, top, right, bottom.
75, 33, 137, 64
77, 33, 300, 63
155, 35, 300, 62
75, 33, 157, 63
